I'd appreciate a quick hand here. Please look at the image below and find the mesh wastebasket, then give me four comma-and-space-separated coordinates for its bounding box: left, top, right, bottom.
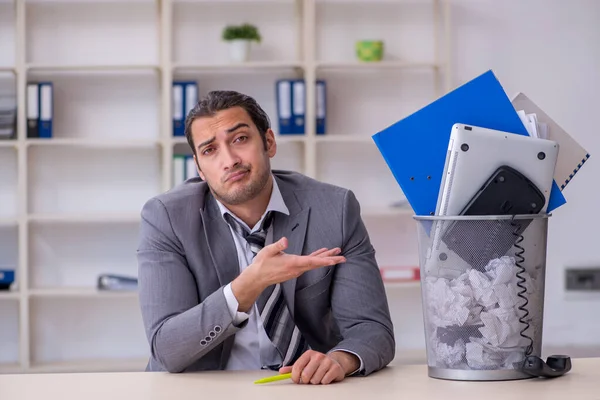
414, 214, 549, 381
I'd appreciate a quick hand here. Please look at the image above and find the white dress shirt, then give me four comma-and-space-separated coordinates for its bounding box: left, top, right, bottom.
217, 177, 289, 370
217, 176, 364, 373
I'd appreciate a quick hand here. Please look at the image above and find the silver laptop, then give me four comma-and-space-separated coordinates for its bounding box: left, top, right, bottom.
424, 123, 559, 279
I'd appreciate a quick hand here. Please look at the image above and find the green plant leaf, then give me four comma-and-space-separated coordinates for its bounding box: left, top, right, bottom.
222, 23, 261, 42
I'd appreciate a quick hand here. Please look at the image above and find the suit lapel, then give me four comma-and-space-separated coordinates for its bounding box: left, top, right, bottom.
272, 176, 310, 319
200, 195, 240, 289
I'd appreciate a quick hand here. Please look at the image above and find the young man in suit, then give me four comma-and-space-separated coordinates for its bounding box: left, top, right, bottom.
136, 90, 395, 384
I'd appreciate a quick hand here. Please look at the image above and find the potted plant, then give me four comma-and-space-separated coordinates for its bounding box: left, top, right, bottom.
222, 23, 261, 63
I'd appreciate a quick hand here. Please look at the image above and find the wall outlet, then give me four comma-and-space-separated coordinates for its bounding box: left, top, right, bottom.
565, 268, 600, 291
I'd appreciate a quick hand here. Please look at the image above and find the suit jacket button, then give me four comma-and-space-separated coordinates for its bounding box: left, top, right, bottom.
200, 340, 207, 346
214, 325, 222, 333
209, 331, 216, 337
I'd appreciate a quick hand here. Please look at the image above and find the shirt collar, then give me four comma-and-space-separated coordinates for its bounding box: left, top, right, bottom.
216, 174, 289, 233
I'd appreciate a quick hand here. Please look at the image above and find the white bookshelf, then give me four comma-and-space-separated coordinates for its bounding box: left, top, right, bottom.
28, 288, 140, 299
0, 0, 451, 374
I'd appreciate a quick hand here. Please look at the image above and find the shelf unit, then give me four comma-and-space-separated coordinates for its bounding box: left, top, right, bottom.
0, 0, 450, 374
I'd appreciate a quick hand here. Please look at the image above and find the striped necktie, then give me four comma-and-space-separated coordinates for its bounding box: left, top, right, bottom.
223, 211, 308, 369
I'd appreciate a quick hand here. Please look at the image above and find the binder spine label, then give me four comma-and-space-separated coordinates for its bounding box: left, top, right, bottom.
277, 80, 292, 134
292, 80, 305, 134
316, 80, 326, 135
184, 83, 198, 118
278, 80, 291, 118
27, 83, 39, 138
316, 82, 325, 119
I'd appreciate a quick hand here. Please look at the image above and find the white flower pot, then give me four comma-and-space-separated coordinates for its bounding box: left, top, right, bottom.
228, 39, 251, 63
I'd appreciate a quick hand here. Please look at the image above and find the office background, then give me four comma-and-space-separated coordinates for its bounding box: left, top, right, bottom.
0, 0, 598, 373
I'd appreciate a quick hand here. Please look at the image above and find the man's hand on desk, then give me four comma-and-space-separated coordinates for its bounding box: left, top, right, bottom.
279, 350, 360, 385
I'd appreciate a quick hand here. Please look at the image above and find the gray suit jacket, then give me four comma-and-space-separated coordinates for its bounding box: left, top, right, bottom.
136, 170, 395, 374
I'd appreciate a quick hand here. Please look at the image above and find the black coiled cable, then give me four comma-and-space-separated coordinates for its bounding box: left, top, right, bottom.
510, 216, 534, 356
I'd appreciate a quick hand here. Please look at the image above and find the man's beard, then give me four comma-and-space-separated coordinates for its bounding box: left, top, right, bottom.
210, 163, 270, 206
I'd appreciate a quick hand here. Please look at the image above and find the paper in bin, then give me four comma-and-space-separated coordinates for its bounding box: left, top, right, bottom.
426, 277, 472, 328
479, 308, 524, 348
436, 338, 467, 368
426, 256, 538, 369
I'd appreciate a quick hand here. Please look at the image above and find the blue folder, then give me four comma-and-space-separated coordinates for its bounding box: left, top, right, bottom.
372, 70, 566, 217
276, 79, 294, 135
38, 82, 53, 138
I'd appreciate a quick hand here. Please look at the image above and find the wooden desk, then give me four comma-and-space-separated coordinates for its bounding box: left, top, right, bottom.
1, 358, 599, 400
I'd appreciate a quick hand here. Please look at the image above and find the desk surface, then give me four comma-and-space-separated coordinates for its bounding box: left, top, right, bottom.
2, 358, 599, 400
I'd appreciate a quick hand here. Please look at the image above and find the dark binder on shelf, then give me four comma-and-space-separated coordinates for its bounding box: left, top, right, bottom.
276, 79, 293, 134
371, 70, 566, 217
173, 81, 198, 137
38, 82, 53, 138
26, 82, 39, 138
0, 269, 15, 291
316, 79, 326, 135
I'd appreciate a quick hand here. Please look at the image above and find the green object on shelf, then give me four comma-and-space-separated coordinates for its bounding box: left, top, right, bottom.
356, 40, 384, 62
222, 23, 261, 43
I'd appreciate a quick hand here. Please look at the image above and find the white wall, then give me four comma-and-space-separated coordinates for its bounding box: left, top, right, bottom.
447, 0, 600, 349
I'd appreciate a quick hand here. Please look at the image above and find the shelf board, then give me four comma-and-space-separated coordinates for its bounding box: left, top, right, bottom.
0, 363, 22, 374
28, 288, 138, 299
316, 61, 439, 71
384, 281, 421, 290
173, 61, 304, 73
0, 291, 20, 300
316, 135, 372, 143
26, 64, 160, 73
28, 358, 148, 374
0, 140, 18, 148
25, 0, 156, 3
317, 0, 429, 3
174, 0, 295, 3
362, 206, 413, 217
274, 136, 306, 144
172, 136, 306, 146
0, 217, 18, 227
28, 213, 141, 224
0, 67, 15, 73
171, 137, 189, 147
26, 138, 160, 149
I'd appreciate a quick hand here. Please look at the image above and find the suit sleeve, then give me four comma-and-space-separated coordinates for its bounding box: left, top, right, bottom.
137, 197, 248, 373
328, 190, 396, 376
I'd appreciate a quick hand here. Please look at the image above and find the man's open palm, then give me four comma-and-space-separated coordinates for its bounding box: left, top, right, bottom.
252, 237, 346, 287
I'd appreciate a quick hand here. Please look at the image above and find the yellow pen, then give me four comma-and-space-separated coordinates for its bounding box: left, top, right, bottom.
253, 372, 292, 384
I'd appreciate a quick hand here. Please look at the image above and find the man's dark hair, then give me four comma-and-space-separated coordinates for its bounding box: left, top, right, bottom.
184, 90, 271, 157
